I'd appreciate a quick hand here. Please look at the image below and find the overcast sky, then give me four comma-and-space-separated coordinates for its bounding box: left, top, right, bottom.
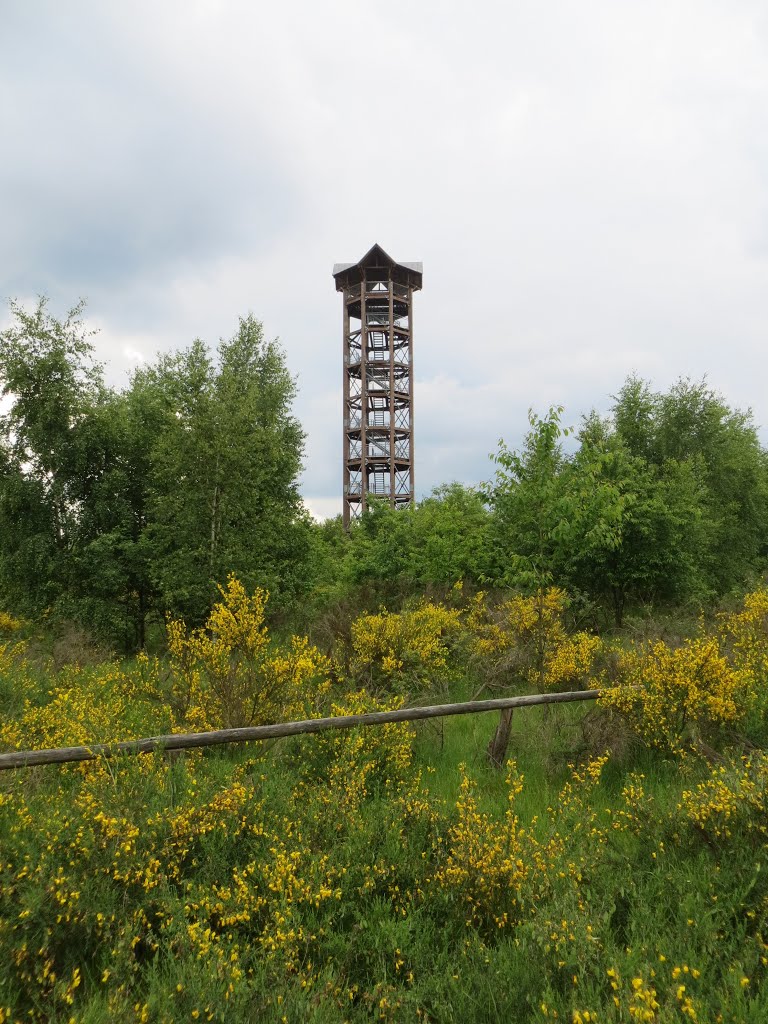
2, 0, 767, 519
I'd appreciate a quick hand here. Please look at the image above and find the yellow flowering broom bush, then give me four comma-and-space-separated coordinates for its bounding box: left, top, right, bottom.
596, 588, 768, 756
716, 588, 768, 736
597, 591, 768, 756
348, 602, 462, 697
0, 655, 164, 754
598, 636, 743, 755
0, 715, 766, 1022
467, 587, 603, 693
679, 753, 768, 847
167, 575, 331, 730
0, 574, 334, 756
1, 583, 768, 1020
0, 632, 36, 741
430, 762, 529, 934
0, 612, 24, 635
290, 690, 419, 839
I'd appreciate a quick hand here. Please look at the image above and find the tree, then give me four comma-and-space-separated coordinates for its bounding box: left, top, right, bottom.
560, 414, 707, 625
337, 484, 494, 596
489, 401, 713, 626
407, 483, 494, 587
135, 314, 311, 624
0, 298, 104, 616
65, 389, 158, 649
0, 299, 162, 647
488, 407, 570, 591
612, 376, 768, 596
0, 300, 312, 649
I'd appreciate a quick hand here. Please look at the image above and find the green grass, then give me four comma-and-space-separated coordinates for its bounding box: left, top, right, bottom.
1, 657, 767, 1022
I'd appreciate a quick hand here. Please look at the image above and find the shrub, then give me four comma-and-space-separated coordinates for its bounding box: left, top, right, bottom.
167, 575, 330, 730
347, 602, 462, 698
430, 762, 528, 934
599, 636, 743, 755
599, 589, 768, 756
467, 588, 603, 693
717, 588, 768, 740
0, 612, 24, 634
679, 753, 768, 847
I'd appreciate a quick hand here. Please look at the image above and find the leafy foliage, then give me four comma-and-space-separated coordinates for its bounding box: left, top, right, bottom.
486, 378, 768, 625
166, 575, 330, 730
0, 583, 767, 1020
134, 315, 311, 624
0, 301, 310, 650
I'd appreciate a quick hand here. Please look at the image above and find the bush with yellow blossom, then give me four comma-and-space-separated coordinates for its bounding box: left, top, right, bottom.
0, 612, 24, 635
167, 574, 330, 730
716, 588, 768, 740
347, 602, 462, 697
430, 761, 529, 934
599, 589, 768, 756
1, 584, 768, 1021
467, 587, 603, 693
680, 753, 768, 847
598, 636, 742, 754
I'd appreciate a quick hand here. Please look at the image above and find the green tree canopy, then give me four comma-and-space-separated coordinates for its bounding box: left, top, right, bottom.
134, 314, 311, 624
0, 301, 311, 648
489, 377, 768, 624
612, 375, 768, 595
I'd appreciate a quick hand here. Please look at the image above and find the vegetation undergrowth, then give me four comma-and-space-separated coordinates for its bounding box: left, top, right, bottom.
0, 580, 767, 1022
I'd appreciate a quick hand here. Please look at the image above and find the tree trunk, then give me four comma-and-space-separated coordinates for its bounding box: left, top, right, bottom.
137, 588, 146, 650
209, 478, 220, 574
612, 586, 625, 628
486, 707, 514, 769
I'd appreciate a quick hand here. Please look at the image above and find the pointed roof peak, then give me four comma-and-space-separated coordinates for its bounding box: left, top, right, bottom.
360, 242, 395, 266
333, 244, 422, 290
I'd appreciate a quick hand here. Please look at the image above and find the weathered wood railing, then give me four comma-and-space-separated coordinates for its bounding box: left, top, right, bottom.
0, 689, 601, 772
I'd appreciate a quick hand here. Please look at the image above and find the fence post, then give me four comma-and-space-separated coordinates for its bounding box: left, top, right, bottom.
486, 707, 514, 768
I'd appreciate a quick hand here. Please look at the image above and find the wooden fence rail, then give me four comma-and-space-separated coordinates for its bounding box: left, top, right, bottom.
0, 689, 601, 772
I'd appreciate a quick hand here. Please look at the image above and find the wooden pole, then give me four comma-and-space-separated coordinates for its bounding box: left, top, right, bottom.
342, 287, 351, 529
486, 707, 515, 768
0, 689, 600, 772
360, 279, 368, 514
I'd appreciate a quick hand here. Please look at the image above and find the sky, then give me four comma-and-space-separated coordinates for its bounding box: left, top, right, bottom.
2, 0, 767, 520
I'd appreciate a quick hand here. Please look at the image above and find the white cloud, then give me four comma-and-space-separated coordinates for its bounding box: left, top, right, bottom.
2, 0, 767, 503
121, 345, 146, 365
302, 497, 342, 523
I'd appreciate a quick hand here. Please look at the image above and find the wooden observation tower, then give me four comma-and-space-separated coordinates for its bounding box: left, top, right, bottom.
333, 244, 422, 528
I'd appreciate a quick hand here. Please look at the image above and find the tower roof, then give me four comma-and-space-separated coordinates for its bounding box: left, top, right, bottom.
333, 243, 422, 291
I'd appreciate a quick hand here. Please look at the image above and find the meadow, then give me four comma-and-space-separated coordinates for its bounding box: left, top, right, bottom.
1, 582, 767, 1023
